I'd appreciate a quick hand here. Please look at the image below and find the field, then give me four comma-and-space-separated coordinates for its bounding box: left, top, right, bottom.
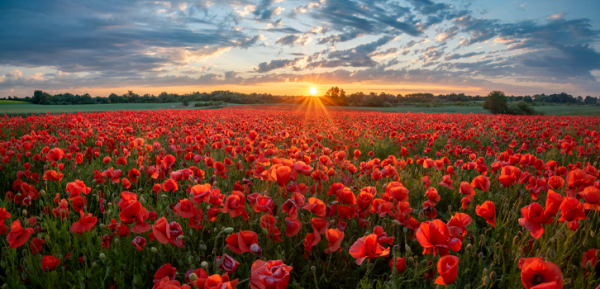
1, 105, 600, 289
0, 102, 599, 116
0, 102, 238, 115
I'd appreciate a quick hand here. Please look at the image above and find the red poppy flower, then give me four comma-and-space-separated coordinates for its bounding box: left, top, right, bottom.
41, 255, 61, 272
582, 249, 598, 268
204, 273, 238, 289
162, 179, 178, 192
154, 263, 176, 283
547, 176, 565, 189
250, 259, 292, 289
285, 219, 302, 237
434, 255, 459, 285
217, 254, 240, 274
7, 220, 34, 249
518, 203, 552, 239
580, 186, 600, 210
415, 219, 462, 256
46, 148, 64, 162
70, 211, 97, 235
384, 182, 409, 202
558, 197, 587, 231
30, 237, 44, 254
519, 257, 563, 289
222, 191, 249, 220
174, 198, 197, 218
349, 234, 390, 265
471, 175, 490, 192
324, 228, 344, 254
132, 236, 146, 251
476, 201, 496, 227
42, 170, 64, 182
152, 217, 183, 247
303, 232, 321, 253
544, 190, 563, 218
303, 197, 327, 217
389, 257, 406, 273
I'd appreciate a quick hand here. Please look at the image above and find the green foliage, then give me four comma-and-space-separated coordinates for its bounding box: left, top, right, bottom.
482, 91, 509, 114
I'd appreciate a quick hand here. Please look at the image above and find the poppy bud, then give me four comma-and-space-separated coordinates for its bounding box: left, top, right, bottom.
408, 257, 414, 265
311, 266, 316, 272
139, 196, 146, 205
114, 238, 120, 245
99, 253, 106, 261
92, 262, 97, 268
224, 227, 234, 234
40, 189, 46, 196
448, 205, 452, 211
466, 243, 472, 253
200, 243, 207, 251
106, 210, 112, 216
483, 276, 490, 286
586, 260, 593, 272
482, 268, 488, 276
262, 228, 269, 234
0, 261, 4, 268
22, 210, 27, 216
478, 252, 484, 259
189, 273, 198, 282
591, 231, 595, 238
201, 261, 208, 269
178, 235, 185, 240
490, 271, 497, 283
99, 224, 106, 230
402, 227, 408, 233
405, 244, 412, 254
151, 247, 158, 253
188, 256, 194, 264
1, 284, 7, 289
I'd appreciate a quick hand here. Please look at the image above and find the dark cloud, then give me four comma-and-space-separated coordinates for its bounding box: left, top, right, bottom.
408, 0, 451, 15
444, 51, 484, 60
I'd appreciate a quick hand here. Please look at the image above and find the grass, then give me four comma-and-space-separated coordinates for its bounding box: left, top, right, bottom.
0, 102, 243, 116
0, 100, 28, 104
0, 101, 598, 116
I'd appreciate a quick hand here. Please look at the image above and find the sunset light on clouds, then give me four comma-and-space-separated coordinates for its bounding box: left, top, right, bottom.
1, 0, 599, 96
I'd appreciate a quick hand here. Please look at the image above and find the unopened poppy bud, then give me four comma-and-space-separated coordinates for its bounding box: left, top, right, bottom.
393, 245, 400, 252
391, 220, 401, 226
151, 247, 158, 253
572, 265, 579, 273
513, 236, 519, 246
0, 260, 4, 268
2, 284, 7, 289
407, 257, 414, 265
466, 243, 472, 253
548, 250, 556, 260
201, 261, 208, 269
178, 235, 185, 240
405, 244, 412, 254
262, 228, 269, 234
311, 266, 316, 272
106, 210, 112, 216
402, 227, 408, 233
189, 273, 198, 282
200, 243, 207, 251
591, 231, 595, 238
99, 253, 106, 261
483, 276, 490, 286
447, 205, 452, 211
596, 250, 600, 259
114, 238, 120, 245
92, 262, 97, 268
587, 261, 593, 272
99, 224, 106, 230
482, 268, 488, 276
490, 271, 497, 283
40, 189, 46, 196
22, 210, 27, 216
224, 227, 234, 234
139, 196, 146, 205
478, 252, 484, 259
188, 256, 194, 264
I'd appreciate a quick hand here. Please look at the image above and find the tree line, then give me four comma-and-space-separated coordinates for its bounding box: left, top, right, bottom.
1, 88, 597, 107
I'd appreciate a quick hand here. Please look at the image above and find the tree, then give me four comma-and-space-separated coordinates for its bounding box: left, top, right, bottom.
324, 87, 340, 98
482, 91, 508, 114
584, 96, 597, 104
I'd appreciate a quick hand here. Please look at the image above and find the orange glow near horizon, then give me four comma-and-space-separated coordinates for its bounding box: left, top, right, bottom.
37, 82, 495, 98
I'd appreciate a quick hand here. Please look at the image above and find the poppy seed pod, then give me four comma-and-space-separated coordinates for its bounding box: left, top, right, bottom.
201, 261, 208, 269
405, 244, 412, 254
99, 253, 106, 261
490, 271, 497, 283
189, 273, 197, 282
224, 227, 234, 234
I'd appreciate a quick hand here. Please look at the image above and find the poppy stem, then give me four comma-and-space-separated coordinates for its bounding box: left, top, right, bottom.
311, 266, 320, 289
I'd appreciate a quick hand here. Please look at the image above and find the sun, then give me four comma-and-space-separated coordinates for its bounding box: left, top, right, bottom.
309, 87, 318, 96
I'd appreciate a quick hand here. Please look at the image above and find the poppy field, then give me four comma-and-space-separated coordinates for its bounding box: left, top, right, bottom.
1, 107, 600, 289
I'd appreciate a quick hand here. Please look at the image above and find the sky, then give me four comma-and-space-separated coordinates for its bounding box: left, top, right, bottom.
1, 0, 600, 97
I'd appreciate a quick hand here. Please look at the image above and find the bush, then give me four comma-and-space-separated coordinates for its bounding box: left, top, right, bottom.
482, 91, 508, 114
382, 101, 393, 107
507, 101, 537, 115
182, 99, 190, 106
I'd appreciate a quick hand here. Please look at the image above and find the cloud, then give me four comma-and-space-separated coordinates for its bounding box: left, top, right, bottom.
275, 35, 312, 46
435, 25, 459, 42
444, 51, 484, 60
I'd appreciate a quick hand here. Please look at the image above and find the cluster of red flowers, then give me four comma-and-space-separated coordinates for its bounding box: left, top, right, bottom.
0, 108, 600, 288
